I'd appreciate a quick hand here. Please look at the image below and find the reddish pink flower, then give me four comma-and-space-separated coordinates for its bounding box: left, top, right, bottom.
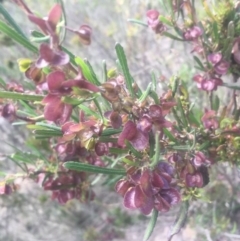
28, 4, 62, 35
117, 120, 149, 151
192, 151, 211, 167
201, 109, 218, 130
183, 26, 202, 41
115, 165, 180, 215
146, 10, 166, 34
207, 53, 229, 75
193, 74, 222, 91
36, 43, 70, 68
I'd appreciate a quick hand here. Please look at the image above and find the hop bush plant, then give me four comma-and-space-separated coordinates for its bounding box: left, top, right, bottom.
1, 0, 240, 240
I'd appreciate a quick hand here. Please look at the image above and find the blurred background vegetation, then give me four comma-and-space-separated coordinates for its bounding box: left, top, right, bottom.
1, 0, 240, 240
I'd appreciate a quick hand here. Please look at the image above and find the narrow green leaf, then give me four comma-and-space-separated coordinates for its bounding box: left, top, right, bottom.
149, 131, 155, 158
8, 157, 27, 172
85, 60, 101, 86
159, 15, 172, 26
149, 91, 160, 105
61, 96, 90, 105
127, 19, 148, 27
171, 76, 179, 97
93, 98, 104, 122
115, 43, 134, 97
19, 100, 36, 116
198, 141, 210, 151
11, 152, 36, 164
0, 3, 26, 38
0, 21, 38, 53
55, 0, 67, 44
151, 71, 157, 92
163, 32, 184, 41
168, 201, 189, 241
0, 91, 44, 101
109, 148, 127, 155
78, 104, 100, 119
0, 76, 6, 87
98, 137, 118, 143
150, 132, 160, 168
64, 161, 126, 175
171, 145, 191, 151
126, 141, 142, 158
163, 128, 176, 143
139, 83, 152, 102
177, 98, 188, 128
212, 21, 219, 42
193, 56, 205, 70
75, 57, 100, 85
101, 128, 122, 136
172, 108, 183, 128
143, 209, 159, 241
31, 35, 50, 43
188, 111, 200, 127
212, 94, 220, 112
35, 122, 61, 131
102, 60, 108, 82
34, 129, 62, 137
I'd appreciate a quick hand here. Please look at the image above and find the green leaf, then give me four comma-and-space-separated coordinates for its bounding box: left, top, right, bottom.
177, 98, 188, 128
93, 98, 104, 122
171, 145, 191, 151
171, 76, 179, 97
98, 137, 118, 143
163, 32, 184, 41
0, 3, 26, 38
149, 91, 160, 105
0, 76, 6, 88
78, 104, 100, 119
212, 94, 220, 112
0, 21, 38, 53
55, 0, 67, 44
127, 19, 148, 27
168, 201, 189, 241
188, 111, 200, 127
151, 71, 157, 92
159, 15, 172, 26
75, 57, 100, 85
143, 209, 158, 241
150, 132, 160, 168
198, 141, 211, 151
101, 128, 122, 136
34, 129, 62, 137
31, 35, 50, 43
35, 122, 61, 131
139, 83, 152, 102
0, 91, 44, 101
212, 21, 219, 42
126, 141, 142, 158
102, 60, 108, 82
163, 128, 176, 143
85, 60, 101, 85
64, 161, 126, 175
193, 56, 205, 71
61, 96, 93, 105
109, 148, 127, 155
115, 43, 134, 97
